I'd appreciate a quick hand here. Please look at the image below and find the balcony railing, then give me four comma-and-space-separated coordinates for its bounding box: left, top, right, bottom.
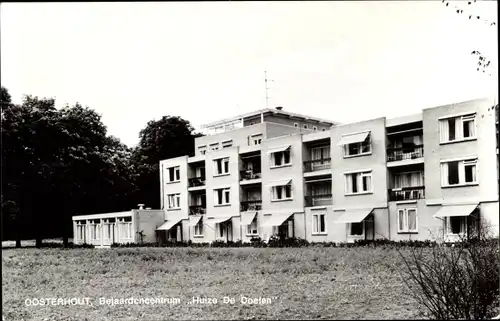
387, 145, 424, 162
304, 194, 333, 207
303, 158, 331, 172
388, 186, 425, 201
188, 177, 206, 187
240, 170, 262, 181
240, 200, 262, 211
189, 205, 206, 215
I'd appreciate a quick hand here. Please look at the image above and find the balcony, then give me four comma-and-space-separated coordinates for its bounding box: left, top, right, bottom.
240, 170, 262, 181
189, 205, 206, 215
188, 177, 206, 187
304, 194, 333, 207
303, 158, 331, 172
387, 145, 424, 162
240, 200, 262, 211
388, 186, 425, 201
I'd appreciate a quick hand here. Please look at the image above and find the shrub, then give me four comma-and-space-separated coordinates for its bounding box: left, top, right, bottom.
397, 223, 500, 319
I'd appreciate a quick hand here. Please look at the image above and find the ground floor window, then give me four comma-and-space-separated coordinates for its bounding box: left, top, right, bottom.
118, 217, 132, 239
89, 219, 101, 241
349, 222, 364, 237
446, 216, 466, 235
312, 213, 326, 234
76, 221, 86, 241
194, 219, 204, 236
246, 218, 258, 236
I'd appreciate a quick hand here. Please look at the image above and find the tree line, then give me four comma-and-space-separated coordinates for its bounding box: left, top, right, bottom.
1, 87, 202, 247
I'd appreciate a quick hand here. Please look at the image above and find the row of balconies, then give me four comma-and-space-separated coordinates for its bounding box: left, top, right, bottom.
187, 145, 425, 188
186, 186, 426, 215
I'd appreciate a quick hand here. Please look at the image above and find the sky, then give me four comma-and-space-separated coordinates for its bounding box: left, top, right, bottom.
1, 1, 498, 147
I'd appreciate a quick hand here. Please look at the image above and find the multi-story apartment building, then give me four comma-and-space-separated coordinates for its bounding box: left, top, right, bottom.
72, 98, 499, 246
157, 98, 499, 244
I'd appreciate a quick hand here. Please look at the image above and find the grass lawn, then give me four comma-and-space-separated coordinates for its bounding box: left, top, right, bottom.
2, 247, 421, 320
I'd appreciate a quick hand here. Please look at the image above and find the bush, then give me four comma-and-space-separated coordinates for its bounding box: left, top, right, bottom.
398, 224, 500, 319
267, 235, 310, 248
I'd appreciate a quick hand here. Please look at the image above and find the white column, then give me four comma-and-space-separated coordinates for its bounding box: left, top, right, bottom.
73, 221, 77, 244
260, 113, 264, 123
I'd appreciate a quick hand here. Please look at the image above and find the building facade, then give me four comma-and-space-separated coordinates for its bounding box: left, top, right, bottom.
72, 99, 499, 246
158, 99, 499, 243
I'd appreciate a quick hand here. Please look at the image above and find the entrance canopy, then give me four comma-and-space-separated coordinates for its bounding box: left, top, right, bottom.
335, 209, 373, 224
433, 204, 478, 218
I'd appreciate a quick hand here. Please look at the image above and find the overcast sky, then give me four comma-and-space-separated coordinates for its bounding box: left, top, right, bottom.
1, 1, 497, 147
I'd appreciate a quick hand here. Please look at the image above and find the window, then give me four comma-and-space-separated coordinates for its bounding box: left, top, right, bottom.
312, 213, 327, 234
345, 171, 372, 194
222, 140, 233, 148
441, 159, 478, 186
446, 216, 466, 235
246, 218, 258, 235
198, 145, 207, 155
397, 208, 418, 233
213, 157, 230, 176
209, 143, 219, 151
439, 113, 476, 143
167, 193, 181, 209
249, 133, 263, 146
344, 139, 371, 157
294, 123, 299, 128
214, 188, 231, 206
89, 219, 101, 241
322, 128, 326, 131
76, 221, 86, 241
303, 124, 308, 129
313, 126, 318, 131
194, 219, 204, 236
349, 222, 364, 236
271, 184, 293, 201
118, 217, 132, 239
167, 166, 180, 183
270, 149, 291, 167
311, 146, 331, 160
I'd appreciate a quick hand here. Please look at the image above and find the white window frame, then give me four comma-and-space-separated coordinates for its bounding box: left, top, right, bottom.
117, 217, 132, 240
213, 188, 231, 206
246, 218, 258, 236
270, 149, 292, 168
439, 113, 477, 144
167, 193, 181, 209
213, 157, 230, 176
271, 184, 293, 201
166, 166, 180, 183
89, 220, 101, 241
250, 133, 263, 146
312, 213, 327, 235
194, 219, 204, 237
397, 208, 418, 233
222, 140, 233, 148
348, 222, 365, 238
198, 145, 207, 155
440, 158, 478, 187
344, 170, 373, 195
343, 136, 372, 158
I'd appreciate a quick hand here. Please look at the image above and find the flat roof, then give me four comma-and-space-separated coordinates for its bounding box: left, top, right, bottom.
201, 108, 340, 129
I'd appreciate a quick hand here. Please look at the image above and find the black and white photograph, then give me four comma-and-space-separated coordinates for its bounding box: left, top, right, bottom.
1, 1, 499, 320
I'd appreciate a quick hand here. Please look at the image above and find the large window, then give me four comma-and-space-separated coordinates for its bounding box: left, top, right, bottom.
76, 221, 86, 241
344, 141, 371, 157
271, 184, 293, 201
214, 188, 231, 206
194, 219, 204, 237
312, 213, 327, 234
270, 149, 291, 167
394, 171, 424, 188
439, 113, 476, 143
167, 193, 181, 209
118, 217, 132, 239
213, 157, 230, 176
397, 208, 418, 233
246, 218, 258, 236
311, 146, 331, 160
167, 166, 180, 183
89, 219, 101, 241
441, 159, 478, 186
344, 171, 372, 194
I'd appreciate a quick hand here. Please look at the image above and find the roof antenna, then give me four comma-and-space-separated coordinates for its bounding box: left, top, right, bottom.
265, 71, 274, 109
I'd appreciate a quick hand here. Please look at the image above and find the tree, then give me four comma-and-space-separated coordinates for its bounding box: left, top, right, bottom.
131, 116, 202, 209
